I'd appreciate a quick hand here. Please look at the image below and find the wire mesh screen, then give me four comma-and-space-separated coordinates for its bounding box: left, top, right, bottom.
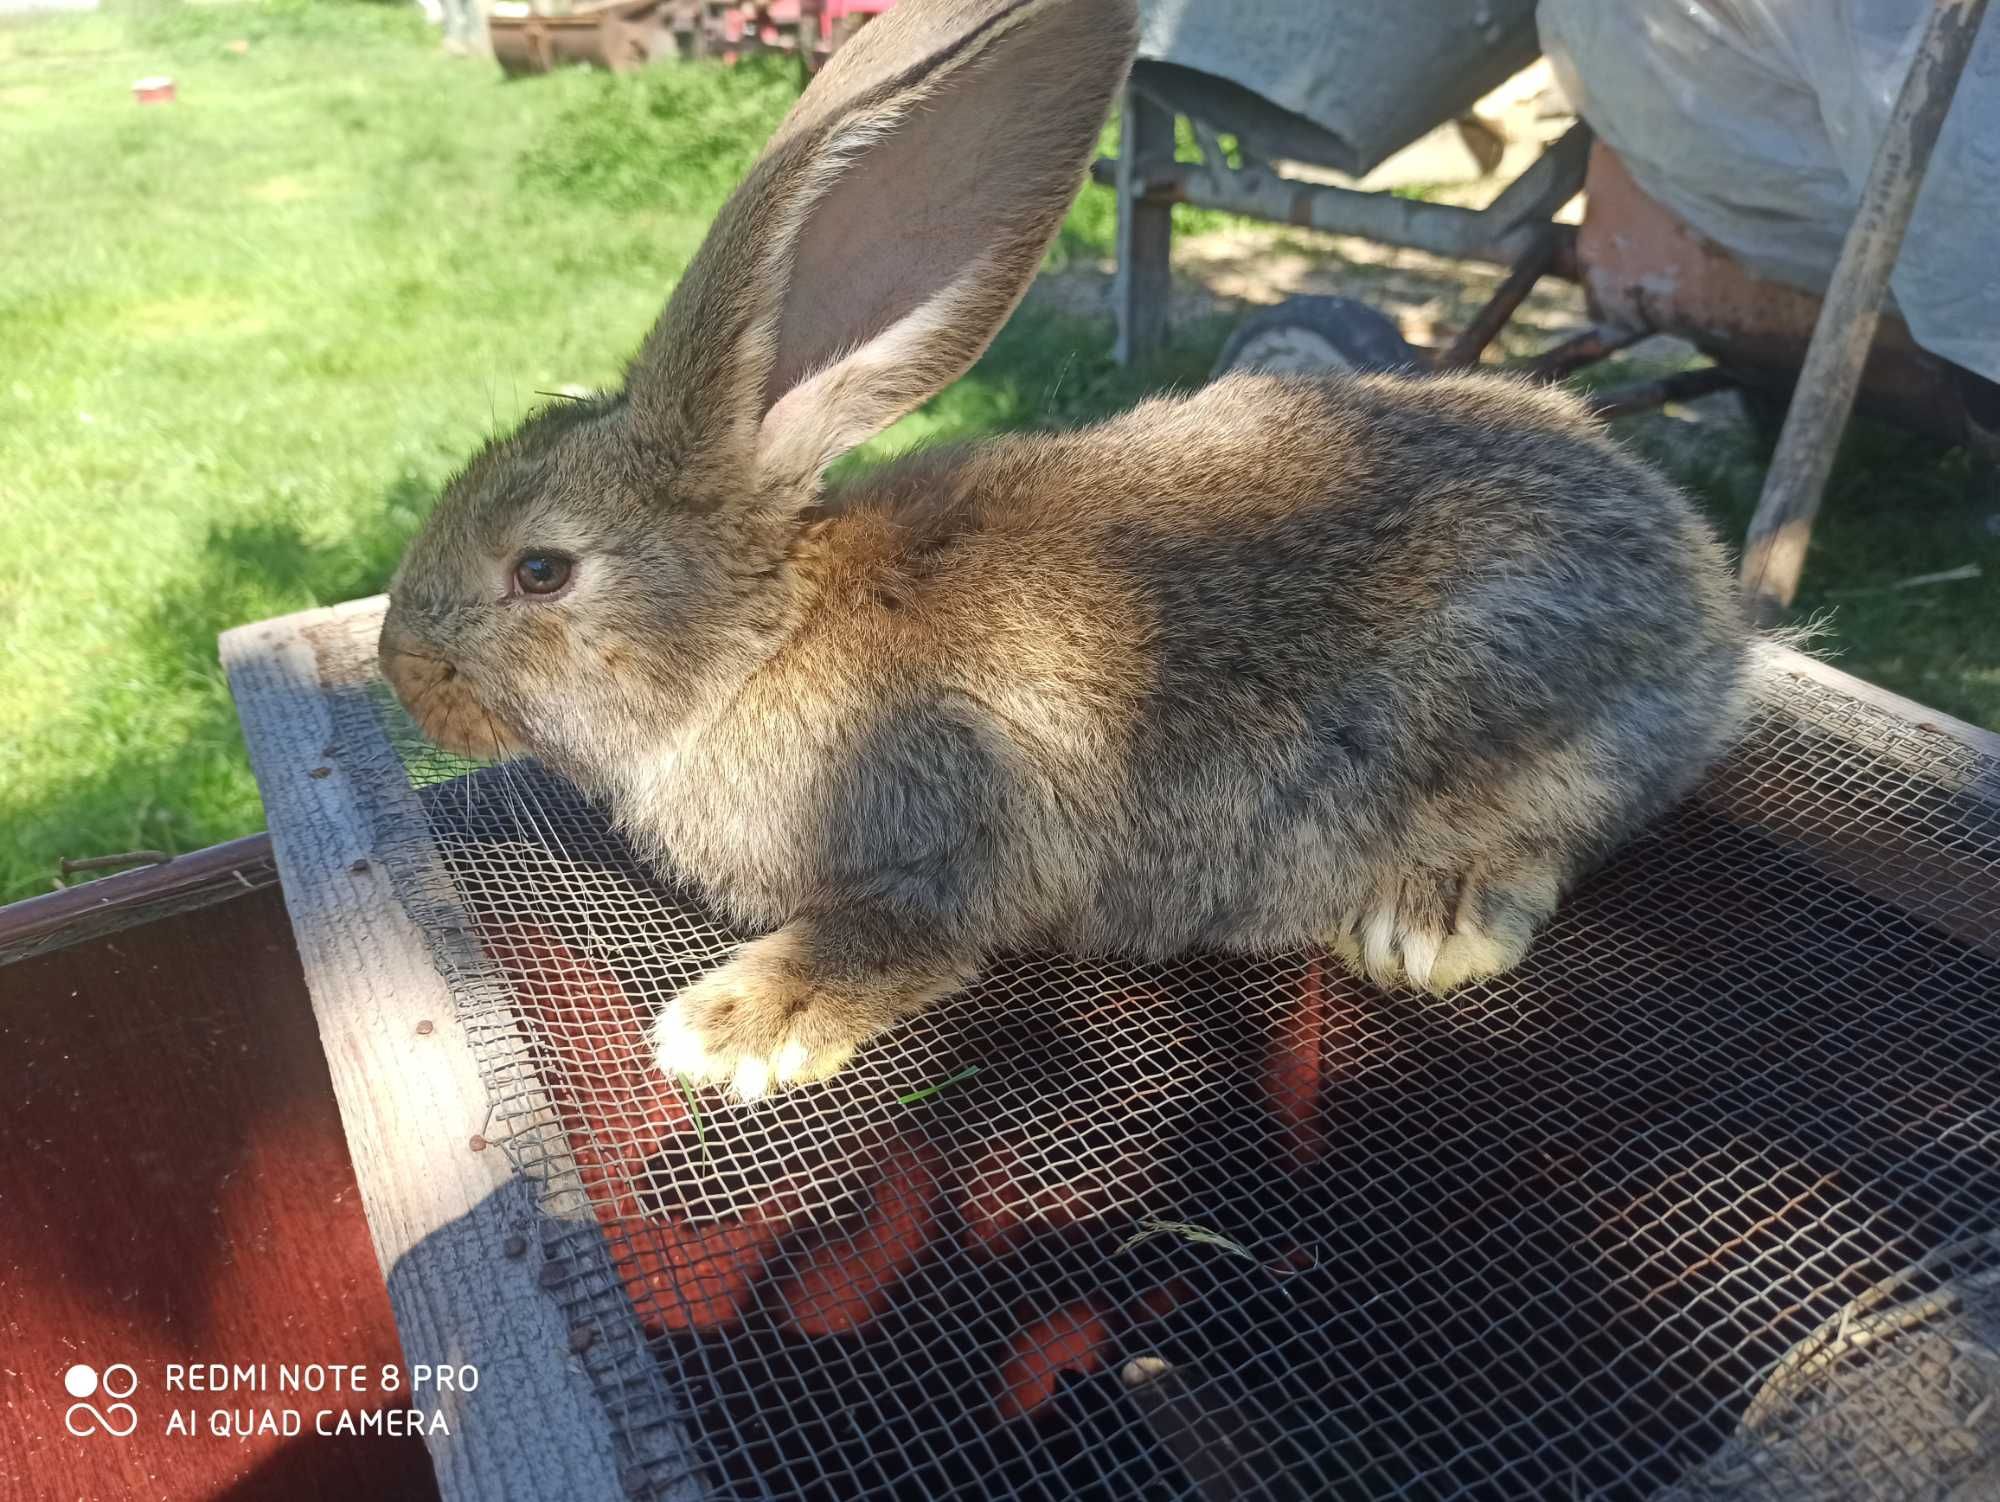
311, 612, 2000, 1502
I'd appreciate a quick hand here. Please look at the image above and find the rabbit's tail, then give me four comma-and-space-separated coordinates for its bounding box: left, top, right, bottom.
1711, 612, 1832, 756
1755, 611, 1834, 665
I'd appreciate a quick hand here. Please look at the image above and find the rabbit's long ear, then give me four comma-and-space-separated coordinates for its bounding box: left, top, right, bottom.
625, 0, 1138, 503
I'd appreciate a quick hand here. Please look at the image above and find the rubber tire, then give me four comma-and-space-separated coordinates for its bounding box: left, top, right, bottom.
1211, 295, 1418, 380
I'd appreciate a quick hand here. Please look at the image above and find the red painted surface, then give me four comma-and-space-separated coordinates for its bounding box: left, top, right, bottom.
0, 888, 439, 1502
776, 1140, 943, 1337
995, 1303, 1112, 1421
605, 1213, 789, 1334
481, 920, 1343, 1413
476, 924, 692, 1196
1266, 955, 1329, 1166
1577, 141, 1967, 444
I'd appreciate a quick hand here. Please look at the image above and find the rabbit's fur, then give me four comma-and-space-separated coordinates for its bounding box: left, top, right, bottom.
381, 0, 1751, 1097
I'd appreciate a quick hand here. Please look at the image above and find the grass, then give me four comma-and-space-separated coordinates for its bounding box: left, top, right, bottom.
678, 1072, 712, 1170
1120, 1217, 1313, 1279
1624, 415, 2000, 722
1, 0, 1993, 903
896, 1065, 981, 1107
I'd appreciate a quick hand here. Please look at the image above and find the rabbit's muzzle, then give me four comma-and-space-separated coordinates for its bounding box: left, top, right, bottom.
378, 619, 525, 762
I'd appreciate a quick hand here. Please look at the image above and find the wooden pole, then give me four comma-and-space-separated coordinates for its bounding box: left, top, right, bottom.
1739, 0, 1990, 624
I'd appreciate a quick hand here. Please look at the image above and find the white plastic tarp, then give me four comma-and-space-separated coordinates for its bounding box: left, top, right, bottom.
1134, 0, 1541, 177
1539, 0, 2000, 382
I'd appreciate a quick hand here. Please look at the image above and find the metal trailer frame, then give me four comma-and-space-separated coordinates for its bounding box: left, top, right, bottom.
1102, 0, 1994, 615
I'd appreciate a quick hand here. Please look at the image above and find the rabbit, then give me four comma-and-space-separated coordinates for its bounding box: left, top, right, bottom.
379, 0, 1753, 1100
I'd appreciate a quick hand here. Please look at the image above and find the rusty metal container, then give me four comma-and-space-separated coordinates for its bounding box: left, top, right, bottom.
489, 0, 700, 77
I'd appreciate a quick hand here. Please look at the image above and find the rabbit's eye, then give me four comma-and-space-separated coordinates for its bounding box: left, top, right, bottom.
513, 554, 572, 597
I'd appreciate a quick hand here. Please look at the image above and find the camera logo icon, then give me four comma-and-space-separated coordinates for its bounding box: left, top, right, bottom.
63, 1363, 139, 1438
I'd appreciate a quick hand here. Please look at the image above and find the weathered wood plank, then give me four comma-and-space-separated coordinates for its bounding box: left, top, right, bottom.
0, 831, 277, 966
221, 597, 690, 1502
1764, 646, 2000, 767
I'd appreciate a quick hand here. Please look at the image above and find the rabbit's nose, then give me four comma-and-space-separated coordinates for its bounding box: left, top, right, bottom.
377, 623, 455, 705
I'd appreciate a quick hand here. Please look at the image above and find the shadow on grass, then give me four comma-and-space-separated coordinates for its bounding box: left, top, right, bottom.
1, 477, 427, 901
130, 476, 429, 715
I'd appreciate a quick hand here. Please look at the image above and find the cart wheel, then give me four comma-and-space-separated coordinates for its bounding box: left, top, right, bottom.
1212, 296, 1417, 379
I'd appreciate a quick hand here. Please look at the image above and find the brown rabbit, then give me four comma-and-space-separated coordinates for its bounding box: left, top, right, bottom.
380, 0, 1751, 1098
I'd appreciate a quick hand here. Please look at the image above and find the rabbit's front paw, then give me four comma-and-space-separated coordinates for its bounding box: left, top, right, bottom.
653, 959, 859, 1101
655, 912, 975, 1098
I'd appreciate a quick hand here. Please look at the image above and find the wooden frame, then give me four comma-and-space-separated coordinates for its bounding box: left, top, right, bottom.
0, 833, 277, 967
216, 592, 1997, 1498
1694, 650, 2000, 960
222, 598, 696, 1502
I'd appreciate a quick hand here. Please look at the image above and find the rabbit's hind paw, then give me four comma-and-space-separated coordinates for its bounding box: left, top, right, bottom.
1329, 857, 1560, 997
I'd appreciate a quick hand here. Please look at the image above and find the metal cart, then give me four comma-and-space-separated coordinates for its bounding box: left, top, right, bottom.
1105, 0, 1995, 619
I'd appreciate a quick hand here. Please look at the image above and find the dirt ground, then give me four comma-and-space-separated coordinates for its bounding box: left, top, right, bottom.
1033, 220, 1592, 358
1029, 218, 1757, 471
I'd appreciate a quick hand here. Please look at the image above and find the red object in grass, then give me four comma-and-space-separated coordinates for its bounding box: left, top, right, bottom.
778, 1139, 944, 1338
133, 76, 175, 104
995, 1302, 1111, 1420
